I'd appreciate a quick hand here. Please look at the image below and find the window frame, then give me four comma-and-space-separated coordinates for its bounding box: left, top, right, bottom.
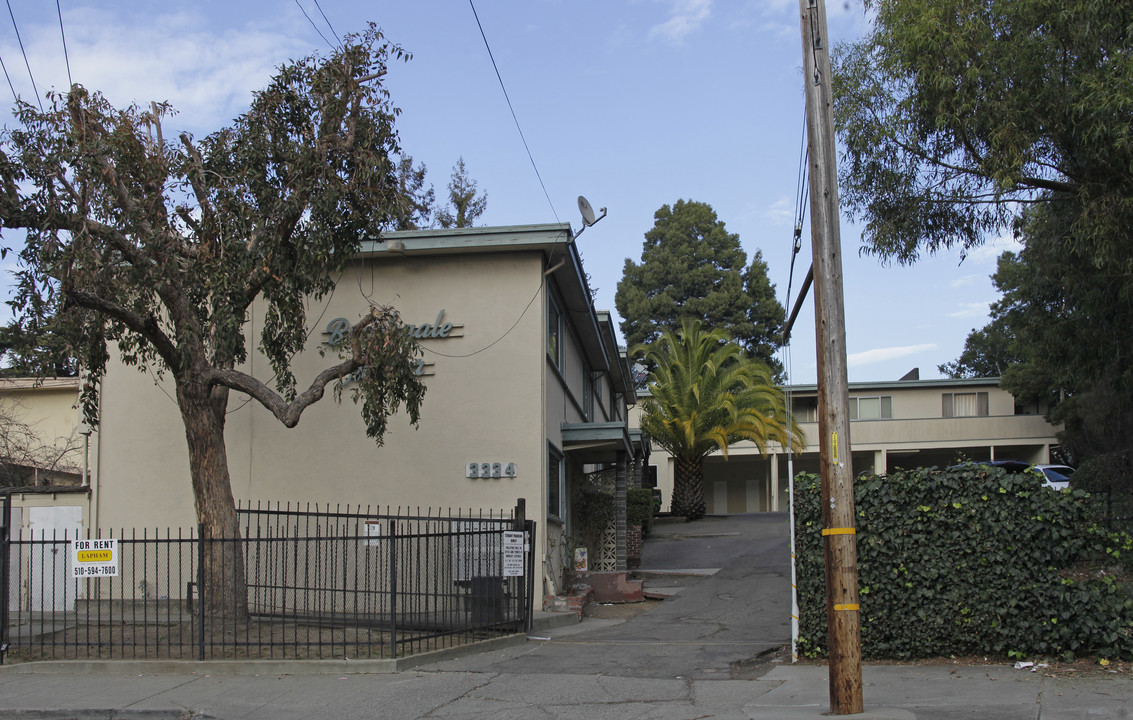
942, 391, 989, 418
547, 291, 563, 371
547, 444, 565, 522
848, 395, 893, 420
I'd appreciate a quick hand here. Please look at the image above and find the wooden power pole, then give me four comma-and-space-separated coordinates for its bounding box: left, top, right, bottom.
797, 0, 863, 714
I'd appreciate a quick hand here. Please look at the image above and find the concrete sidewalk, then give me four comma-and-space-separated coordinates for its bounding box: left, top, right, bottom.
2, 646, 1130, 719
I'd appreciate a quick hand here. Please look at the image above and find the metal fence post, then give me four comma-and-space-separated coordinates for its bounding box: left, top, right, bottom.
197, 523, 205, 661
389, 520, 397, 659
1, 494, 10, 664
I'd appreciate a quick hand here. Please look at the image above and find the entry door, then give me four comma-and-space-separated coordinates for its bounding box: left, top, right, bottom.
713, 481, 728, 515
28, 506, 83, 612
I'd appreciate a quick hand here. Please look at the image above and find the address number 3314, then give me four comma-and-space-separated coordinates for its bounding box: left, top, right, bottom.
466, 462, 517, 479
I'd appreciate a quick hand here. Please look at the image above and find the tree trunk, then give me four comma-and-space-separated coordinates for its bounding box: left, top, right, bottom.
176, 381, 247, 620
672, 457, 706, 521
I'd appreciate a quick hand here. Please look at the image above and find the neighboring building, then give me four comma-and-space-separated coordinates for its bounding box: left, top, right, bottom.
637, 376, 1063, 515
0, 377, 86, 488
85, 224, 645, 598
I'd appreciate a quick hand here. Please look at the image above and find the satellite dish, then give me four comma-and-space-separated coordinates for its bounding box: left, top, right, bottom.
578, 196, 597, 227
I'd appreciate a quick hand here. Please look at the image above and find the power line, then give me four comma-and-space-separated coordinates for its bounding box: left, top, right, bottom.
312, 0, 341, 48
5, 0, 42, 112
0, 53, 17, 104
294, 0, 335, 51
468, 0, 559, 225
56, 0, 72, 88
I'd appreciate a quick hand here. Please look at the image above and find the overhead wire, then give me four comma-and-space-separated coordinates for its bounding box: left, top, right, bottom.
312, 0, 341, 49
55, 0, 72, 88
5, 0, 42, 112
468, 0, 560, 224
294, 0, 335, 51
0, 53, 17, 104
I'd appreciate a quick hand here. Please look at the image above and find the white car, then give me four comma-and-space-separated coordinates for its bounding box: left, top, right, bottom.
1031, 464, 1076, 490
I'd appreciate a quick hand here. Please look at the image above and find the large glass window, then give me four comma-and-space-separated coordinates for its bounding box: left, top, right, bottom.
942, 392, 989, 417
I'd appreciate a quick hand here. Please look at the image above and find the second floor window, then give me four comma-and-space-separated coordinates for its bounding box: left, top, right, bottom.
942, 391, 989, 417
849, 395, 892, 420
547, 294, 563, 370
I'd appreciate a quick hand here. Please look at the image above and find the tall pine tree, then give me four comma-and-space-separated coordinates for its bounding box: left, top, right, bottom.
616, 200, 784, 377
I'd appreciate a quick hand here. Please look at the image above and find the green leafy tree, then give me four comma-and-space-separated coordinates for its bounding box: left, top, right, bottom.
0, 27, 427, 615
436, 157, 487, 228
937, 316, 1017, 380
616, 200, 785, 377
0, 319, 77, 378
636, 319, 802, 520
836, 0, 1133, 473
832, 0, 1133, 267
391, 154, 435, 230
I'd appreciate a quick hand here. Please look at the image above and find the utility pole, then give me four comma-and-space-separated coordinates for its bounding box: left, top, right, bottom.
797, 0, 863, 714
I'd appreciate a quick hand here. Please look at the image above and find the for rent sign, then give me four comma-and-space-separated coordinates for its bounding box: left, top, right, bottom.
71, 538, 119, 578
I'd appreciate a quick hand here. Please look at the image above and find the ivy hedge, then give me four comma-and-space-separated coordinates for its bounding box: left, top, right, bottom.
795, 465, 1133, 660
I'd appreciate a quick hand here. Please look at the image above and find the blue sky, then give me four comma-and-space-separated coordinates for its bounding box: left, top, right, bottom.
0, 0, 1017, 385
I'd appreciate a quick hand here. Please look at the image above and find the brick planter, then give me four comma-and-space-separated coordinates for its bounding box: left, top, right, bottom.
627, 524, 643, 569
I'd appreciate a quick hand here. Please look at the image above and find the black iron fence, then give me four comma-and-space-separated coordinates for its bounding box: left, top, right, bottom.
1, 496, 535, 663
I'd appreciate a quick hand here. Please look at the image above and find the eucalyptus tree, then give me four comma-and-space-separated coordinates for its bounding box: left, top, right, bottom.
835, 0, 1133, 468
833, 0, 1133, 267
637, 319, 801, 520
0, 27, 426, 615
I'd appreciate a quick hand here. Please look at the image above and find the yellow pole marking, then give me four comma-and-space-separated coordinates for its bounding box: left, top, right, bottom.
832, 431, 839, 462
834, 604, 860, 612
821, 528, 856, 536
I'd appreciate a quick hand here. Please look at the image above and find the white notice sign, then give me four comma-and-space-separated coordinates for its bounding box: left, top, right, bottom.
71, 538, 119, 578
502, 531, 525, 577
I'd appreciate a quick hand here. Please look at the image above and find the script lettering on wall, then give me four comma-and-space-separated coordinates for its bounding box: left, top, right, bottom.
323, 310, 463, 380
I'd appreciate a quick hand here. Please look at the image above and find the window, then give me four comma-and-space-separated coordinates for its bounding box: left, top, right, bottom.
593, 372, 603, 417
583, 366, 594, 420
547, 446, 565, 521
547, 293, 563, 370
849, 395, 892, 420
942, 392, 989, 417
791, 397, 818, 423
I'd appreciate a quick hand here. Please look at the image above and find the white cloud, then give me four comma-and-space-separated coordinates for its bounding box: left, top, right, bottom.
2, 6, 311, 135
762, 197, 794, 226
947, 301, 992, 319
961, 233, 1024, 265
650, 0, 713, 44
949, 274, 985, 289
848, 344, 936, 367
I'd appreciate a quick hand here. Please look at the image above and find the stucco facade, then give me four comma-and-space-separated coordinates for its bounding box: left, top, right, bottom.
637, 377, 1063, 515
84, 224, 642, 597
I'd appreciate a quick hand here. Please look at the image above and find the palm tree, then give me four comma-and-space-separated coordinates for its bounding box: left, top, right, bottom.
637, 319, 803, 520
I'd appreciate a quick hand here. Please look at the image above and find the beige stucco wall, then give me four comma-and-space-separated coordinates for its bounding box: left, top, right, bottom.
92, 252, 550, 567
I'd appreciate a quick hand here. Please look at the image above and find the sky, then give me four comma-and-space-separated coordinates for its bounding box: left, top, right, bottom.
0, 0, 1019, 385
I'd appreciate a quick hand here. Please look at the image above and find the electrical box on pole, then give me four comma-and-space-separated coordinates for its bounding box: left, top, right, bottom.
797, 0, 863, 714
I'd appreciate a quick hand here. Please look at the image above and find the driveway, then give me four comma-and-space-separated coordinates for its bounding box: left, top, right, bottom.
423, 513, 793, 680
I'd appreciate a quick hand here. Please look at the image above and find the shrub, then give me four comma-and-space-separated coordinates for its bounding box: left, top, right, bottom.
795, 465, 1133, 660
627, 487, 655, 534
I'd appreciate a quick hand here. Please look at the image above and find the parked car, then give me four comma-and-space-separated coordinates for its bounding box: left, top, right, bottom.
1031, 464, 1076, 490
954, 460, 1075, 490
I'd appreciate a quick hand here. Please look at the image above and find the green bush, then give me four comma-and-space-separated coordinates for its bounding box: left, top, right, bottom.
794, 465, 1133, 660
627, 487, 655, 534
